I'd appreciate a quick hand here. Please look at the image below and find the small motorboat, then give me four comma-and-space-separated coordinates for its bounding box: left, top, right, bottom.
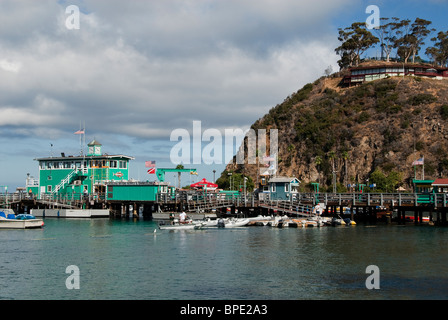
158, 221, 206, 230
343, 218, 356, 225
0, 212, 44, 229
330, 217, 346, 226
303, 220, 318, 227
202, 218, 250, 229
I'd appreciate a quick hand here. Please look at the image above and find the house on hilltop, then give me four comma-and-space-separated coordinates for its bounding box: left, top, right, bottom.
342, 62, 448, 87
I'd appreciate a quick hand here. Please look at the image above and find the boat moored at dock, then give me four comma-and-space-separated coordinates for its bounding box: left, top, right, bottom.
0, 211, 44, 229
202, 217, 250, 228
158, 221, 206, 230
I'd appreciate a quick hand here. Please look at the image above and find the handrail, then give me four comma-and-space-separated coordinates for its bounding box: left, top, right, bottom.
2, 191, 448, 209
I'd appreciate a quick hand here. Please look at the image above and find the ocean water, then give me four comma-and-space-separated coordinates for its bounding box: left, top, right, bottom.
0, 218, 447, 300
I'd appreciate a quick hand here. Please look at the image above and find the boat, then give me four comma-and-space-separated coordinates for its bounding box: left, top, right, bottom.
328, 217, 346, 226
270, 215, 289, 228
247, 215, 274, 226
203, 218, 250, 228
0, 211, 44, 229
306, 216, 331, 227
303, 220, 318, 227
343, 218, 357, 225
158, 220, 206, 230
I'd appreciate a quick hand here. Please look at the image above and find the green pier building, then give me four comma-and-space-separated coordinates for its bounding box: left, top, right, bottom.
32, 140, 134, 200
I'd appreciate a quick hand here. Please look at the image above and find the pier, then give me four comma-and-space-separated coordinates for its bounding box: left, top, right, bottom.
2, 190, 448, 225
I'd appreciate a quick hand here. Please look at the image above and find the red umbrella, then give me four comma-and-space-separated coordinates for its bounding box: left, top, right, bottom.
190, 178, 218, 189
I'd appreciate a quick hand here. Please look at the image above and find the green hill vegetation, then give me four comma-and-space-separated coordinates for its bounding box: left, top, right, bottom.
219, 16, 448, 192
224, 73, 448, 192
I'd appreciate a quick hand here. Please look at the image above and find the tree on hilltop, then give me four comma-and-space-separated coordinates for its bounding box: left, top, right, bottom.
394, 18, 435, 63
374, 17, 400, 62
426, 31, 448, 67
335, 17, 436, 67
335, 22, 379, 69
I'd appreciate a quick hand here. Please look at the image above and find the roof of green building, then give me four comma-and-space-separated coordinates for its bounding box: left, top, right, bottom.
34, 154, 134, 161
88, 139, 102, 146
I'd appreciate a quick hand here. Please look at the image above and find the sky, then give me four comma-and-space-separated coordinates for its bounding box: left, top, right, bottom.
1, 0, 448, 190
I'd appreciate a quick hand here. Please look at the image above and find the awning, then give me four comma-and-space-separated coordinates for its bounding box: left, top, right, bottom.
190, 178, 218, 190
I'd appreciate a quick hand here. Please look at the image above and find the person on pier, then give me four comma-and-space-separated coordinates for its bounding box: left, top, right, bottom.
179, 211, 187, 224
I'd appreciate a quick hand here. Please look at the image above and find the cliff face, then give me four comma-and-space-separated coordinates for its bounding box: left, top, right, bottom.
224, 70, 448, 191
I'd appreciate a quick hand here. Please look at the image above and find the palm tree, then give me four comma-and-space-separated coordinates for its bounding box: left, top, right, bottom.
175, 164, 184, 188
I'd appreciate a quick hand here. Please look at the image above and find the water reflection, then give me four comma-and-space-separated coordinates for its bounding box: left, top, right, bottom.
1, 220, 448, 299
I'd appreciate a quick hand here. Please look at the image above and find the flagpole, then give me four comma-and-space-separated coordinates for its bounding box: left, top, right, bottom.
83, 121, 86, 156
422, 156, 425, 180
79, 121, 82, 156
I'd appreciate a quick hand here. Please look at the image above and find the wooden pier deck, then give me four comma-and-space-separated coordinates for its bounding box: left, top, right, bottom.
2, 191, 448, 225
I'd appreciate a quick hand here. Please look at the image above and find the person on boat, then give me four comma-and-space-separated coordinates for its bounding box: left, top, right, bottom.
169, 212, 175, 225
179, 211, 187, 224
313, 204, 322, 216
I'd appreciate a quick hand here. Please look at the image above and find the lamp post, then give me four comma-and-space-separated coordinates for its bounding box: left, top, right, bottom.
244, 176, 247, 207
228, 172, 232, 191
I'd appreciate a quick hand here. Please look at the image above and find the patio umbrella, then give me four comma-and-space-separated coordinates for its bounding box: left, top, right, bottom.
190, 178, 218, 190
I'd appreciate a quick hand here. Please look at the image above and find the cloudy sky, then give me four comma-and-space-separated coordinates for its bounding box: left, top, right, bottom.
1, 0, 447, 189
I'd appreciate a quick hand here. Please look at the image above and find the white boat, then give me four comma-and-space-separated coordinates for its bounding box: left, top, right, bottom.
203, 218, 250, 228
247, 215, 272, 222
307, 216, 331, 227
158, 220, 206, 230
222, 218, 250, 228
0, 213, 44, 229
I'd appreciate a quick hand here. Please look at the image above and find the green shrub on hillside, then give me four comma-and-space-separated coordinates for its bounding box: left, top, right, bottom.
407, 93, 437, 105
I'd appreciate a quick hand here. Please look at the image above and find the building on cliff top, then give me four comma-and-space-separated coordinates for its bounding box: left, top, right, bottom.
342, 62, 448, 87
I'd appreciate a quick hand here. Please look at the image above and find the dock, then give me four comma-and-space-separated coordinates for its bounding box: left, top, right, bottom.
2, 190, 448, 225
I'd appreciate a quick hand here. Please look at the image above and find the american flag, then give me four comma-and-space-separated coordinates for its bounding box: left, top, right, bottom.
74, 130, 84, 135
412, 157, 424, 166
145, 161, 156, 167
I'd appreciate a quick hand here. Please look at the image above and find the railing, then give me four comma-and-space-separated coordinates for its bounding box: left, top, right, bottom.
2, 191, 448, 209
0, 192, 107, 209
258, 199, 313, 216
52, 170, 77, 194
155, 192, 448, 208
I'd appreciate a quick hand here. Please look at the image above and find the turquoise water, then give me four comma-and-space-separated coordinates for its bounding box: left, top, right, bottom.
0, 218, 447, 300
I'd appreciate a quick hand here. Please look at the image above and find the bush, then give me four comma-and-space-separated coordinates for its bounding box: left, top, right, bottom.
407, 93, 437, 106
357, 111, 370, 123
374, 80, 397, 98
294, 83, 313, 102
440, 104, 448, 120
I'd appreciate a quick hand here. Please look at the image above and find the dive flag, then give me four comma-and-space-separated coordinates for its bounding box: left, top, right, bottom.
412, 157, 424, 166
145, 161, 156, 167
147, 167, 156, 174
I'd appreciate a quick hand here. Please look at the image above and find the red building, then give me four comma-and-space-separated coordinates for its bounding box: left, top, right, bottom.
342, 62, 448, 87
432, 178, 448, 193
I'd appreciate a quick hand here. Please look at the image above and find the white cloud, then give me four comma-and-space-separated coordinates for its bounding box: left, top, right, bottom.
0, 59, 22, 73
0, 0, 357, 186
0, 1, 349, 138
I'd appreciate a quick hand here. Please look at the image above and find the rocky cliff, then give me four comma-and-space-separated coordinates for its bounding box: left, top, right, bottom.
223, 66, 448, 192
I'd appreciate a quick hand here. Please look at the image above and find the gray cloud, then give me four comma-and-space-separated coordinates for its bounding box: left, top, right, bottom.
0, 0, 351, 142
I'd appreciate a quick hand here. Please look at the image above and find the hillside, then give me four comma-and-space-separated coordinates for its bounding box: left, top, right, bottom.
222, 67, 448, 192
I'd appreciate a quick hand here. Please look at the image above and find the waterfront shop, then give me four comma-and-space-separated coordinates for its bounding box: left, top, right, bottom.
29, 140, 134, 200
